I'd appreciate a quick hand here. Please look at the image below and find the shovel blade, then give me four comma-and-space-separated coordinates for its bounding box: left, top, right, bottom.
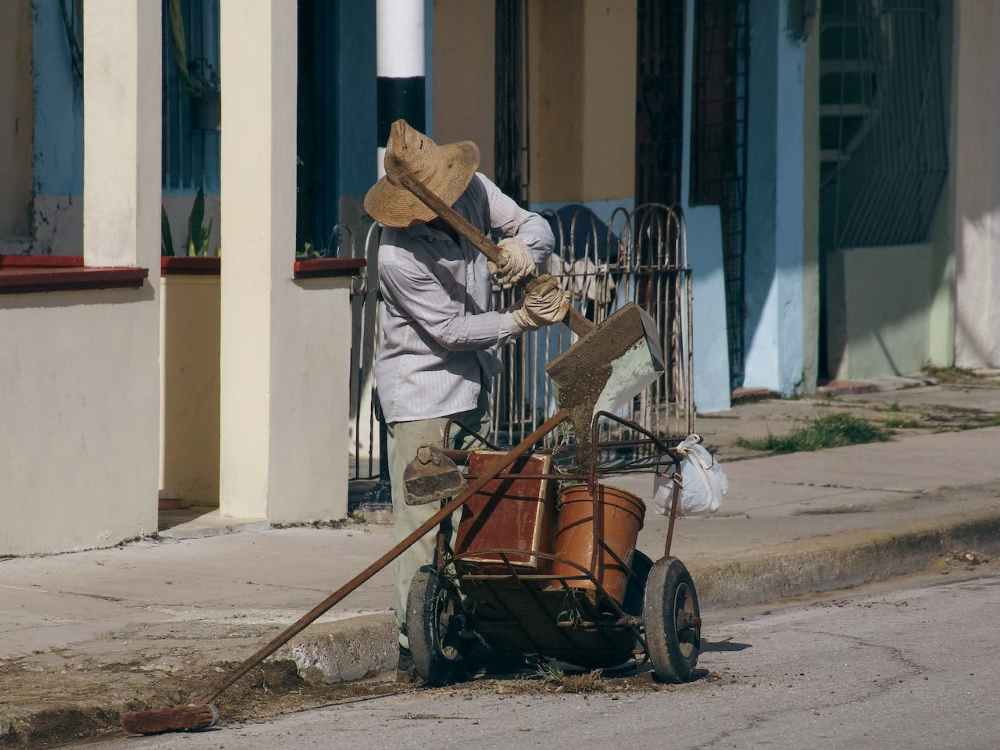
403, 445, 465, 505
546, 303, 665, 415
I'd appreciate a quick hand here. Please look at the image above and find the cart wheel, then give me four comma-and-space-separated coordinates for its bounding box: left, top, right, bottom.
406, 566, 467, 686
642, 557, 701, 682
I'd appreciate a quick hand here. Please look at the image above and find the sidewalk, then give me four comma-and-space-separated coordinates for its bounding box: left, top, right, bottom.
3, 420, 1000, 747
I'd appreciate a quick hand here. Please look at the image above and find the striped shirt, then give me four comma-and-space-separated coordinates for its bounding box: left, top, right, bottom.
375, 173, 554, 423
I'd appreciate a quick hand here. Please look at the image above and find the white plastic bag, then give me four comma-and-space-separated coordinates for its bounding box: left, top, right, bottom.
653, 434, 727, 516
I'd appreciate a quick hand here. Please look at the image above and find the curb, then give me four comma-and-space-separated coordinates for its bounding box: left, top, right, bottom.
688, 512, 1000, 609
276, 612, 398, 684
0, 612, 399, 749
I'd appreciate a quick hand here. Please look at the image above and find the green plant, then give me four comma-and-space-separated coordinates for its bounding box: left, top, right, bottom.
186, 188, 214, 257
534, 660, 565, 683
296, 242, 322, 259
737, 413, 892, 454
161, 206, 175, 257
160, 189, 216, 257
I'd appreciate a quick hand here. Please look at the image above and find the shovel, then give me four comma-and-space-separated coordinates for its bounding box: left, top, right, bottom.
387, 162, 665, 425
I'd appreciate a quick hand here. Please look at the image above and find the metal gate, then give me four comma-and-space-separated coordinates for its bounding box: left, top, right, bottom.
346, 204, 693, 486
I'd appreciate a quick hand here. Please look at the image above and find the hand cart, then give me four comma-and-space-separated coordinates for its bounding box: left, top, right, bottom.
405, 410, 701, 686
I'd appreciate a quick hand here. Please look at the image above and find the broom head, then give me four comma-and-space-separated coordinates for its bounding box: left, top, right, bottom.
121, 703, 219, 735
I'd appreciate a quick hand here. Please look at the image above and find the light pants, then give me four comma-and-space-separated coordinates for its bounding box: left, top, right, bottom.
387, 390, 491, 648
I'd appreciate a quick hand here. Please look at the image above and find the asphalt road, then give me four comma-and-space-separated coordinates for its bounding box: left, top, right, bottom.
93, 574, 1000, 750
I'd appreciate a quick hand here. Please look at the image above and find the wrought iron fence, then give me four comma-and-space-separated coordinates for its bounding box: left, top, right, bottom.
345, 204, 693, 483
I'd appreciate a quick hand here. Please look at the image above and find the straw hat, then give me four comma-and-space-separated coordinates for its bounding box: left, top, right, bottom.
364, 120, 480, 228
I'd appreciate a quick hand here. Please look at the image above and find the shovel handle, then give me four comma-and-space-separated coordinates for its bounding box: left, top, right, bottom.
200, 409, 571, 705
393, 171, 595, 337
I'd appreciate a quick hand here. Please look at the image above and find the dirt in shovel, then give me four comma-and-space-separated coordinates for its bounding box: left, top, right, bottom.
558, 362, 613, 474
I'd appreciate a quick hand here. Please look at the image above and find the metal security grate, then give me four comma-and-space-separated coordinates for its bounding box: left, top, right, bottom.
635, 0, 686, 207
819, 0, 948, 249
495, 0, 526, 205
691, 0, 750, 390
161, 0, 220, 193
296, 0, 341, 252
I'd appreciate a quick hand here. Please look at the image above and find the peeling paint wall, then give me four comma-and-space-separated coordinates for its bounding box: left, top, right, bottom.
31, 0, 85, 254
526, 0, 636, 207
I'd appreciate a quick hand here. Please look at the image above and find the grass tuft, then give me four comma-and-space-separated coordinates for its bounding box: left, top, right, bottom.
923, 365, 983, 384
737, 413, 892, 454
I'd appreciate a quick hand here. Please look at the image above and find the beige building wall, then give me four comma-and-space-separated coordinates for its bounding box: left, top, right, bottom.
431, 0, 636, 205
951, 0, 1000, 369
1, 290, 160, 555
527, 0, 636, 204
1, 1, 162, 555
0, 0, 33, 239
160, 276, 221, 505
527, 0, 583, 202
580, 0, 636, 203
432, 0, 496, 179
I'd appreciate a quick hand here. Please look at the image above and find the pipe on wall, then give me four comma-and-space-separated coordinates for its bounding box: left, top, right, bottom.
376, 0, 426, 176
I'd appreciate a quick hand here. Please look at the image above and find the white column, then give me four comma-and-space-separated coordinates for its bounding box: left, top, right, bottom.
83, 0, 161, 273
952, 0, 1000, 369
220, 0, 351, 522
75, 0, 161, 546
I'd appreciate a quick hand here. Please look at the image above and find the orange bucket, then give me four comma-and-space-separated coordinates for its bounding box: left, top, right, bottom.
550, 484, 646, 604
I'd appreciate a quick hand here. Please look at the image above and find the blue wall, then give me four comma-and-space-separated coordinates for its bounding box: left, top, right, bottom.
32, 0, 83, 198
32, 0, 222, 199
742, 0, 806, 395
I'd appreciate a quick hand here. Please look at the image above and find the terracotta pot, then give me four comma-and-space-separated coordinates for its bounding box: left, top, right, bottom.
550, 483, 646, 604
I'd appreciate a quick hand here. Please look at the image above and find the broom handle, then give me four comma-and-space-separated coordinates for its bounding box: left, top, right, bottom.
393, 171, 595, 338
202, 409, 572, 704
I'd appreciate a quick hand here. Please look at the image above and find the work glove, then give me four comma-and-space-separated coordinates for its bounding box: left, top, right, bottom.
512, 275, 572, 331
488, 237, 536, 289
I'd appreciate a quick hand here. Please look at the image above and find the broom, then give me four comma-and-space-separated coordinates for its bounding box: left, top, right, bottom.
120, 412, 568, 734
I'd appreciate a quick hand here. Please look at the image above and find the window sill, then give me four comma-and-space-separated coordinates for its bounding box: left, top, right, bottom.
0, 256, 148, 294
161, 256, 221, 275
293, 257, 366, 279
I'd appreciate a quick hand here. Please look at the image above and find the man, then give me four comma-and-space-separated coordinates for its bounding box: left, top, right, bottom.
363, 120, 569, 670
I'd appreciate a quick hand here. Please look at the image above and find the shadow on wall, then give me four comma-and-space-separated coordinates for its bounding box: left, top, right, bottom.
821, 242, 949, 380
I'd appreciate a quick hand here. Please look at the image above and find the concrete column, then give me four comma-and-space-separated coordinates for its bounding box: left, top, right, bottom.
952, 0, 1000, 369
83, 0, 161, 272
220, 0, 351, 522
742, 0, 807, 395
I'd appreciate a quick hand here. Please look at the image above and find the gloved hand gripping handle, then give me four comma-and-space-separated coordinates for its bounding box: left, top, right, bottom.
391, 169, 595, 338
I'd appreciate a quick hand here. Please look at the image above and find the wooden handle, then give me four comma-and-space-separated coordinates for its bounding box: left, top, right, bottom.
202, 409, 571, 705
393, 171, 595, 337
395, 172, 503, 264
